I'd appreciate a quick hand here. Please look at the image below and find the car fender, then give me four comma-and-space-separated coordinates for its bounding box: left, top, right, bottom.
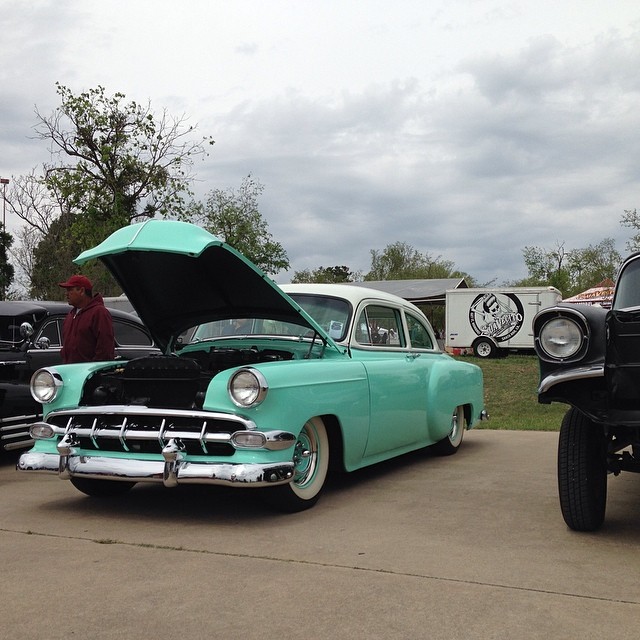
38, 362, 122, 418
426, 356, 484, 441
203, 359, 371, 468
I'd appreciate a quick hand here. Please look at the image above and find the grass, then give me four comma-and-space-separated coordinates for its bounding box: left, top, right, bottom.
455, 353, 568, 431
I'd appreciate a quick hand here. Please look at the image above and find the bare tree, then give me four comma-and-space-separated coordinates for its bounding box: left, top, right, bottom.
9, 84, 214, 296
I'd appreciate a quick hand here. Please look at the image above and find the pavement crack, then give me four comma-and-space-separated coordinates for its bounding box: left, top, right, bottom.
4, 526, 639, 607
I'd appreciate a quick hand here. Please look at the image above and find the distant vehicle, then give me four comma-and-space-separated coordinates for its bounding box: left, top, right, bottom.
534, 254, 640, 531
102, 295, 136, 314
0, 301, 159, 452
445, 287, 562, 358
18, 220, 486, 512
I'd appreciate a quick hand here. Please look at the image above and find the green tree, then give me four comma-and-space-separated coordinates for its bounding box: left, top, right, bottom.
23, 83, 213, 295
186, 175, 289, 275
521, 243, 571, 294
291, 265, 358, 283
621, 208, 640, 251
365, 241, 458, 281
519, 239, 621, 297
0, 225, 15, 299
29, 213, 80, 299
568, 238, 621, 292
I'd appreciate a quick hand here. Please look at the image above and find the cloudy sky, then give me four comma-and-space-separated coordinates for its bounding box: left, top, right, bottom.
1, 0, 640, 286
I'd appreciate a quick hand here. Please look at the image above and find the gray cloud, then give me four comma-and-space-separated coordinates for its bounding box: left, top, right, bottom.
197, 30, 640, 284
1, 2, 639, 290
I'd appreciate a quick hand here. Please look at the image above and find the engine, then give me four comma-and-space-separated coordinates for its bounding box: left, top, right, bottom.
80, 347, 292, 410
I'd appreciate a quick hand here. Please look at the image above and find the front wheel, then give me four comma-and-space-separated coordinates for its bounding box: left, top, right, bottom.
262, 417, 329, 513
557, 407, 608, 532
431, 406, 466, 456
70, 477, 136, 497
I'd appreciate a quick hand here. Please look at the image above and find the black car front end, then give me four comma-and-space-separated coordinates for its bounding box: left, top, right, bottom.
533, 254, 640, 531
534, 302, 608, 421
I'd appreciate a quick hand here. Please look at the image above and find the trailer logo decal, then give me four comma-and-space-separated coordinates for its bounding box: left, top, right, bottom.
468, 293, 524, 342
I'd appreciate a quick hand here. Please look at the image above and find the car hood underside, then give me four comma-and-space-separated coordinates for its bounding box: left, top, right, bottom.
74, 220, 331, 351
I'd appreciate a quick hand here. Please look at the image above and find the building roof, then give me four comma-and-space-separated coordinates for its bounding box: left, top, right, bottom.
346, 278, 468, 304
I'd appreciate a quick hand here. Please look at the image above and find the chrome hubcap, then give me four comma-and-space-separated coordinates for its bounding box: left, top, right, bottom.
293, 424, 318, 487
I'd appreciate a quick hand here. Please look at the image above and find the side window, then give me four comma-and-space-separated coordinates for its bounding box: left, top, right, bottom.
114, 320, 153, 347
406, 313, 434, 349
354, 305, 404, 347
37, 319, 62, 347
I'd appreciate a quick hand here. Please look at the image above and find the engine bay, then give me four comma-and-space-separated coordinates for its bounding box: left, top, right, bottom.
80, 346, 293, 410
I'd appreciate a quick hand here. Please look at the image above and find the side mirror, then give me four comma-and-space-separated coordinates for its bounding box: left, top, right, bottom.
20, 322, 34, 338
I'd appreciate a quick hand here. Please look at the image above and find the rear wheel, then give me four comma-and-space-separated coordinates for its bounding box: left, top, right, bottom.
557, 407, 608, 532
263, 417, 329, 512
431, 406, 466, 456
70, 477, 136, 497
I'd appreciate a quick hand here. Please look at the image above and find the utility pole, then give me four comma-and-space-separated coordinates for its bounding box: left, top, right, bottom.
0, 178, 7, 230
0, 178, 9, 299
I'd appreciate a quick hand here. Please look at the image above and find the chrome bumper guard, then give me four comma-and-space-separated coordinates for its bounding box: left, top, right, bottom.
17, 432, 295, 488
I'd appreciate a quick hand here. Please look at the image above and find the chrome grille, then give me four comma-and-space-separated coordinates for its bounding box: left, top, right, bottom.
46, 407, 256, 456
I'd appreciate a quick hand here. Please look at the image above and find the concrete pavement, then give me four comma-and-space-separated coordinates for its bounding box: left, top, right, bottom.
1, 429, 639, 639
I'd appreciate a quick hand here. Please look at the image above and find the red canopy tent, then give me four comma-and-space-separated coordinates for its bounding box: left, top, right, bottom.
563, 278, 615, 308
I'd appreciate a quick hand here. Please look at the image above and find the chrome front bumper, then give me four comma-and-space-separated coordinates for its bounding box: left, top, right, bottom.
17, 448, 295, 488
538, 364, 604, 394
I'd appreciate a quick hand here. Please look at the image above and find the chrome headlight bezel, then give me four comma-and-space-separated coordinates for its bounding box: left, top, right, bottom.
30, 368, 63, 404
535, 312, 589, 362
228, 367, 269, 408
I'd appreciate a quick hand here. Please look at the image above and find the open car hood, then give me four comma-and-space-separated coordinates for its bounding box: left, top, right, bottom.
75, 220, 337, 352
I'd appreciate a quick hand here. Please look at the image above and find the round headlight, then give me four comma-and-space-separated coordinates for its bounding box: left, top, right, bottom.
30, 368, 62, 404
539, 317, 584, 360
228, 368, 268, 407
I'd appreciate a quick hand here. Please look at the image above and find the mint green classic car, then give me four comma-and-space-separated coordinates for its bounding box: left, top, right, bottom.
18, 220, 486, 511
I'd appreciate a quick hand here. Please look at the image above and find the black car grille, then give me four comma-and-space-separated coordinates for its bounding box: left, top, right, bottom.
46, 411, 246, 456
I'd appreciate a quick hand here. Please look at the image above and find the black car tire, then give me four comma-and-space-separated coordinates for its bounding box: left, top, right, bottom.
431, 406, 466, 456
473, 338, 495, 358
263, 417, 329, 512
557, 407, 608, 532
70, 477, 136, 497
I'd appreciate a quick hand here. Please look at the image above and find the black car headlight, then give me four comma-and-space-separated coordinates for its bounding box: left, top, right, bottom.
228, 368, 268, 408
537, 316, 585, 360
30, 368, 63, 404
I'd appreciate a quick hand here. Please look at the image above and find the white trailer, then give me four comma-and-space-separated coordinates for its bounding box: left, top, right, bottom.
445, 286, 562, 358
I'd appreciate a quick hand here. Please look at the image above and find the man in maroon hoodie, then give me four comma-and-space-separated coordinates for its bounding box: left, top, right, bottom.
58, 275, 115, 364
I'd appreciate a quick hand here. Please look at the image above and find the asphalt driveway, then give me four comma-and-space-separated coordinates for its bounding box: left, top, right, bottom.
2, 429, 639, 639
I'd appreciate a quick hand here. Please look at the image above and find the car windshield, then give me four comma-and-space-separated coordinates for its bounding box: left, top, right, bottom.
613, 257, 640, 310
187, 294, 351, 344
289, 293, 350, 341
190, 318, 312, 341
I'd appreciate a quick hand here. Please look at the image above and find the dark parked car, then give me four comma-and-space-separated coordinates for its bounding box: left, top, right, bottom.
0, 301, 158, 452
533, 253, 640, 531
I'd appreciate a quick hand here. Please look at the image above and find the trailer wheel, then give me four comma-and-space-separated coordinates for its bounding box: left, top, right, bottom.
473, 338, 496, 358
